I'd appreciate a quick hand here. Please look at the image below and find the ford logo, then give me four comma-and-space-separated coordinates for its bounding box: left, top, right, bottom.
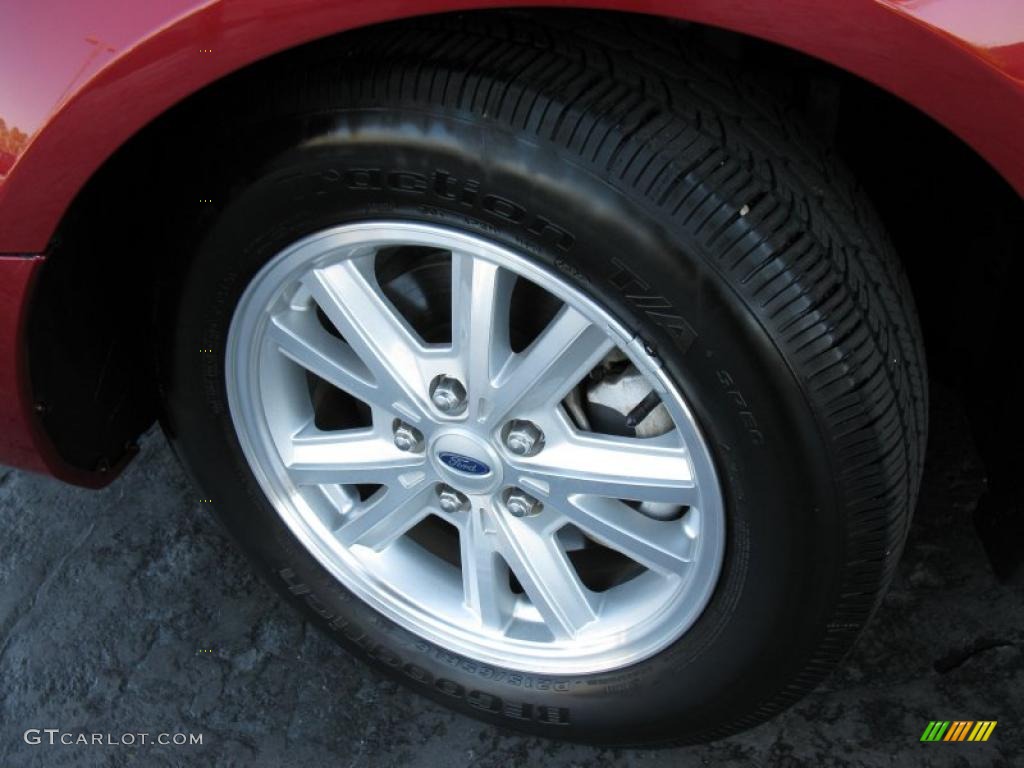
439, 452, 491, 475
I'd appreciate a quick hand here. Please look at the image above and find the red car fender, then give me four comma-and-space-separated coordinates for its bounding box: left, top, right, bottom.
0, 0, 1021, 482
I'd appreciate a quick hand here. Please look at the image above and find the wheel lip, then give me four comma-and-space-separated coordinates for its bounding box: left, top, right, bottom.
225, 220, 726, 675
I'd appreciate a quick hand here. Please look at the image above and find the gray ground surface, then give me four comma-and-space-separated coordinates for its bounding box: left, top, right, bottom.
0, 384, 1021, 767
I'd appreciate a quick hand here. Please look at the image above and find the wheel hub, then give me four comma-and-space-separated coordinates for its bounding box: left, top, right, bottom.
429, 431, 503, 495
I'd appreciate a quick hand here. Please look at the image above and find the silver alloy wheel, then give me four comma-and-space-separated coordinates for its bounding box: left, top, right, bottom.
226, 221, 725, 674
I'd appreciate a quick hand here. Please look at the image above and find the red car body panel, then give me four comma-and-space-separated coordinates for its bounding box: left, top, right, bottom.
1, 0, 1022, 483
0, 258, 44, 472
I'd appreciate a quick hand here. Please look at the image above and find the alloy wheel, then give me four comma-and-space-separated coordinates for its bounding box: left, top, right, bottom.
225, 222, 724, 674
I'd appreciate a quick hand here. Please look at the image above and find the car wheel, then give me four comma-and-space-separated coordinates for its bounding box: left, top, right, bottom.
161, 15, 927, 745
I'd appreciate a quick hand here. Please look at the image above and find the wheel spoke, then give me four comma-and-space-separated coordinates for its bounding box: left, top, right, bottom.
266, 310, 395, 411
458, 508, 514, 631
450, 252, 516, 422
556, 496, 695, 576
493, 516, 597, 640
488, 305, 614, 424
285, 428, 426, 487
515, 431, 698, 505
304, 259, 431, 419
335, 484, 435, 551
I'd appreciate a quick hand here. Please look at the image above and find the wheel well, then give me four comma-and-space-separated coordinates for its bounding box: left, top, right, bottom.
26, 8, 1023, 477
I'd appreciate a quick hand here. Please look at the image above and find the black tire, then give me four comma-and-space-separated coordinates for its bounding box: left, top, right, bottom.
161, 13, 927, 745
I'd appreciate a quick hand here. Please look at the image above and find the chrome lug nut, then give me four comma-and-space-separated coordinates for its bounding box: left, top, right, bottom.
504, 420, 544, 456
504, 488, 542, 518
437, 485, 469, 513
393, 421, 424, 452
430, 375, 467, 414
